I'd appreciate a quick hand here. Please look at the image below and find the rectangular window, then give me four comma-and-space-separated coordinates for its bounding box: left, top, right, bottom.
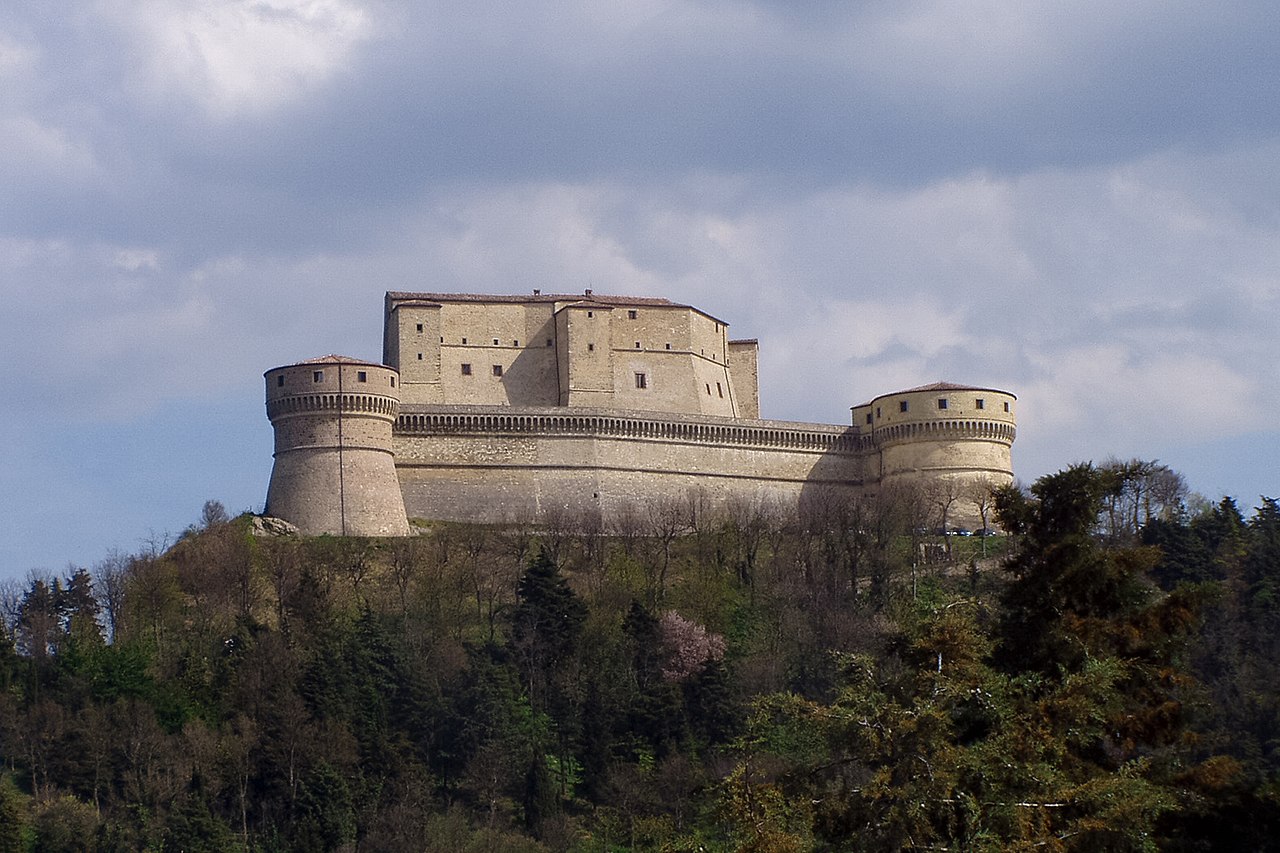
706, 384, 712, 395
975, 398, 985, 410
865, 413, 872, 425
587, 311, 593, 318
390, 376, 396, 387
417, 353, 423, 360
462, 337, 468, 344
635, 372, 647, 389
876, 407, 881, 418
587, 343, 594, 352
313, 370, 323, 382
461, 363, 471, 375
416, 323, 423, 333
546, 338, 553, 347
493, 338, 499, 346
628, 310, 638, 319
492, 365, 503, 377
1004, 401, 1011, 412
665, 343, 671, 350
276, 375, 284, 387
899, 401, 909, 413
634, 341, 641, 349
716, 382, 724, 398
513, 340, 519, 347
357, 371, 368, 383
937, 398, 947, 410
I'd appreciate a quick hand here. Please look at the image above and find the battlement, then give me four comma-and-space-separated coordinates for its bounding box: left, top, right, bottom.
264, 293, 1017, 533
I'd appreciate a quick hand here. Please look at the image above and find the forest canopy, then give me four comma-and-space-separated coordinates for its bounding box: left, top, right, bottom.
1, 462, 1278, 852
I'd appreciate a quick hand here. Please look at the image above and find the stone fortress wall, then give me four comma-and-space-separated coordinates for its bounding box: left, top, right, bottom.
265, 292, 1017, 536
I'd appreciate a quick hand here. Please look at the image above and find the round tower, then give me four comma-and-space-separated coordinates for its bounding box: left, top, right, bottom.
853, 382, 1016, 523
264, 355, 410, 536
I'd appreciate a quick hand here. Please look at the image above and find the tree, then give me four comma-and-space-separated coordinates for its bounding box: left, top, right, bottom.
508, 550, 587, 711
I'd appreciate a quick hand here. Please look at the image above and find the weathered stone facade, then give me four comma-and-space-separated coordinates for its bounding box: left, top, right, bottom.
265, 292, 1017, 535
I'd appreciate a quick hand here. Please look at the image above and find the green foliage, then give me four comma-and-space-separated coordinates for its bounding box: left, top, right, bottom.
0, 476, 1276, 851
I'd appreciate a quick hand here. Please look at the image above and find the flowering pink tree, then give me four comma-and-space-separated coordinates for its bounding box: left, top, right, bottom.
658, 610, 726, 681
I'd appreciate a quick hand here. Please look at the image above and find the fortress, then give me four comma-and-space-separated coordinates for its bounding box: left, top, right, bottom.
264, 291, 1017, 536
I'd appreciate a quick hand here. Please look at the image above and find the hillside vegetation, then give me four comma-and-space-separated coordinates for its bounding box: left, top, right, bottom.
1, 463, 1278, 851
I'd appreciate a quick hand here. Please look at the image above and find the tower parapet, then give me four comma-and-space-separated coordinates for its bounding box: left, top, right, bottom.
264, 356, 410, 536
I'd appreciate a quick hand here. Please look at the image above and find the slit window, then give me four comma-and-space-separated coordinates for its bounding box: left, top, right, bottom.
716, 382, 724, 398
461, 363, 472, 375
706, 384, 712, 395
635, 372, 647, 389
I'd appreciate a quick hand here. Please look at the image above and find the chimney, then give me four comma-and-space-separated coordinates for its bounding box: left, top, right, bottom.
533, 289, 541, 295
585, 288, 593, 296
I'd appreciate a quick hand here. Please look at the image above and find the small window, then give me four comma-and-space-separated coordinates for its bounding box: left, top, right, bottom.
276, 375, 284, 387
628, 310, 638, 319
937, 398, 947, 410
493, 338, 499, 346
440, 336, 444, 343
545, 338, 552, 347
513, 340, 519, 347
865, 413, 872, 425
417, 353, 423, 360
716, 382, 724, 398
462, 337, 468, 344
706, 384, 712, 395
587, 343, 594, 352
876, 407, 881, 419
635, 372, 647, 389
587, 311, 593, 318
665, 343, 671, 350
492, 365, 503, 377
416, 323, 423, 333
390, 376, 396, 387
461, 363, 472, 375
1004, 401, 1011, 412
634, 341, 641, 349
975, 398, 985, 410
357, 371, 368, 383
899, 401, 909, 413
313, 370, 323, 383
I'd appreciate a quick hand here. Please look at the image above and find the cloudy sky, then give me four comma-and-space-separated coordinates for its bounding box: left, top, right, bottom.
3, 0, 1278, 580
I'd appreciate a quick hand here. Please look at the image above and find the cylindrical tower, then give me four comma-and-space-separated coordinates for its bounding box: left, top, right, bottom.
853, 382, 1016, 523
264, 355, 410, 536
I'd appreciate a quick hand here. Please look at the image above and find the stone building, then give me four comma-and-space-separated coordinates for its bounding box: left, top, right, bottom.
264, 291, 1016, 536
